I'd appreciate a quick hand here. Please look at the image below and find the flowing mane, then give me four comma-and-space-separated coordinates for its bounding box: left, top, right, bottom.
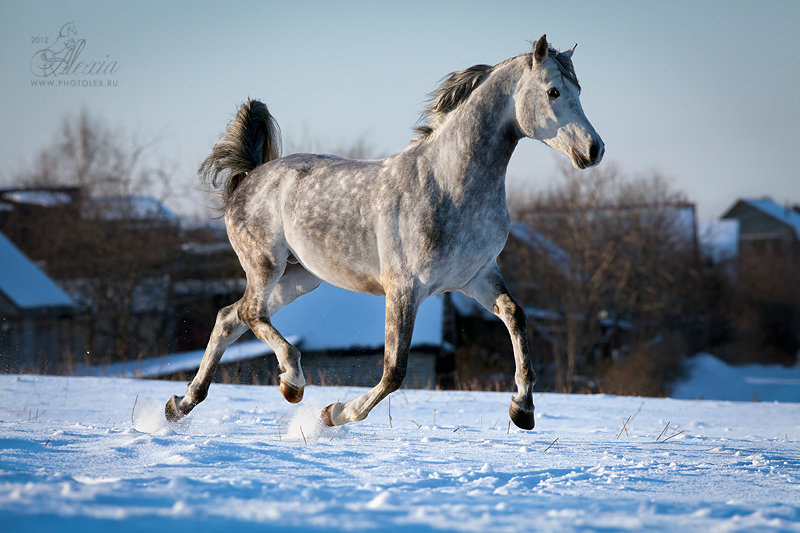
413, 46, 579, 141
413, 64, 493, 140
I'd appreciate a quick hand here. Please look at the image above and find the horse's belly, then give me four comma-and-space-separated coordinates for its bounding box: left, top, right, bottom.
308, 261, 385, 296
287, 236, 384, 296
427, 245, 500, 291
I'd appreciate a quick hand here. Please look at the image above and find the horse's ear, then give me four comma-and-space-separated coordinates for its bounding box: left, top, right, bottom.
563, 43, 577, 59
533, 34, 548, 65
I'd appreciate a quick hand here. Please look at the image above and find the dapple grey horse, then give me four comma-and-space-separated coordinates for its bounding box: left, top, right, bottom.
166, 35, 603, 430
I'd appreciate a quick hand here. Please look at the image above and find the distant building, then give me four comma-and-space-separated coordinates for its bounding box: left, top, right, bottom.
0, 231, 74, 372
721, 197, 800, 262
0, 187, 82, 263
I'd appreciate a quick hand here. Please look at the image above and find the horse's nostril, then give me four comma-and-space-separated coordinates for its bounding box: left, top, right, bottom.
589, 142, 599, 163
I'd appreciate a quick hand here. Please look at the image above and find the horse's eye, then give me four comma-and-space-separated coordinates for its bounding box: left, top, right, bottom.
547, 87, 560, 99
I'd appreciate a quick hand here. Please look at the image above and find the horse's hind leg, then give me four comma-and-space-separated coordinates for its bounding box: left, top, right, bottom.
267, 262, 321, 316
164, 263, 319, 421
263, 263, 321, 401
238, 262, 320, 404
166, 300, 248, 421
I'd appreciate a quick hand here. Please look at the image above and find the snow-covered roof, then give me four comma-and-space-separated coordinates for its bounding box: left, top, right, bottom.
2, 190, 73, 207
271, 283, 443, 351
0, 231, 73, 312
75, 337, 296, 378
509, 221, 570, 272
181, 241, 234, 255
735, 198, 800, 240
89, 196, 176, 222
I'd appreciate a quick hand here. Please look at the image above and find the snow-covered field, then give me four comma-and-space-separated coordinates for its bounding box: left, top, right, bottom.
1, 374, 798, 532
671, 353, 800, 403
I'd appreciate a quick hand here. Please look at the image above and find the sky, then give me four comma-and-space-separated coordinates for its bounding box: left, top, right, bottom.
1, 0, 798, 220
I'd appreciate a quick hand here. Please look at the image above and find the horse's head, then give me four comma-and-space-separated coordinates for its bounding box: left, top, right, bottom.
514, 35, 604, 169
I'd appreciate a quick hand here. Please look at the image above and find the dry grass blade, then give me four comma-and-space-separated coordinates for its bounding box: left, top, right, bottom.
616, 415, 631, 439
408, 419, 422, 429
656, 421, 670, 442
544, 437, 559, 452
131, 394, 138, 426
662, 429, 686, 442
300, 425, 308, 446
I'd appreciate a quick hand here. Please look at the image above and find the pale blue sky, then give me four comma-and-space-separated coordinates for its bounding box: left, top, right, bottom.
1, 0, 798, 219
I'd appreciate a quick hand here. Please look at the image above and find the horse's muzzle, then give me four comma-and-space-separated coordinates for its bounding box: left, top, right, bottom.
572, 140, 604, 169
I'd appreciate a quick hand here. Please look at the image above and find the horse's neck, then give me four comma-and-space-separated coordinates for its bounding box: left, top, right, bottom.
426, 64, 522, 200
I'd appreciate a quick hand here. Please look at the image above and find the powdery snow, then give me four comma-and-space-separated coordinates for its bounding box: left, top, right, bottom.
1, 375, 798, 532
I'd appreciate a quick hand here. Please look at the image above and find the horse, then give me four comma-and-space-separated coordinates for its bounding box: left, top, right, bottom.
165, 35, 603, 430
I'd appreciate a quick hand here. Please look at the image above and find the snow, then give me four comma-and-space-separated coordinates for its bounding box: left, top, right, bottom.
1, 374, 798, 532
0, 231, 74, 311
672, 353, 800, 403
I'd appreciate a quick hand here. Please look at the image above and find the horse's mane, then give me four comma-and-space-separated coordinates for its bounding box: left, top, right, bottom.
413, 46, 579, 141
413, 64, 493, 140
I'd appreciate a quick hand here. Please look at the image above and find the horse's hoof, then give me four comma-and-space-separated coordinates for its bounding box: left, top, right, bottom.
165, 395, 185, 422
280, 381, 304, 404
320, 404, 336, 427
509, 401, 535, 430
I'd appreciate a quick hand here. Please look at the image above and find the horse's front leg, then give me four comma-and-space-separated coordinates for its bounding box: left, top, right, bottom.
464, 263, 535, 430
321, 286, 419, 426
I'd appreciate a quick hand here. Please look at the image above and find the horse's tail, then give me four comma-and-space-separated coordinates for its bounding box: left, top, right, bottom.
199, 99, 282, 208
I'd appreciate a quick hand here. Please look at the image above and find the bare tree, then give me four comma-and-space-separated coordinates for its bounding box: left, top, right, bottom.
17, 109, 171, 199
3, 111, 179, 367
505, 164, 698, 392
726, 246, 800, 365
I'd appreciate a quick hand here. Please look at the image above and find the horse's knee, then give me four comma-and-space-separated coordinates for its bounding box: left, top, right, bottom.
207, 301, 247, 341
493, 294, 526, 332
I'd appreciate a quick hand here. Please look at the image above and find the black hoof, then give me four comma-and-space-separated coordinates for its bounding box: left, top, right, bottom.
509, 401, 535, 430
165, 395, 186, 422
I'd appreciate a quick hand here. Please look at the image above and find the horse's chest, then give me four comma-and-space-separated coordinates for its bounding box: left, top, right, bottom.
414, 202, 509, 284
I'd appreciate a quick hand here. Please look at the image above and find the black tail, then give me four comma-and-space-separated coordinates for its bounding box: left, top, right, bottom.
198, 99, 281, 208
